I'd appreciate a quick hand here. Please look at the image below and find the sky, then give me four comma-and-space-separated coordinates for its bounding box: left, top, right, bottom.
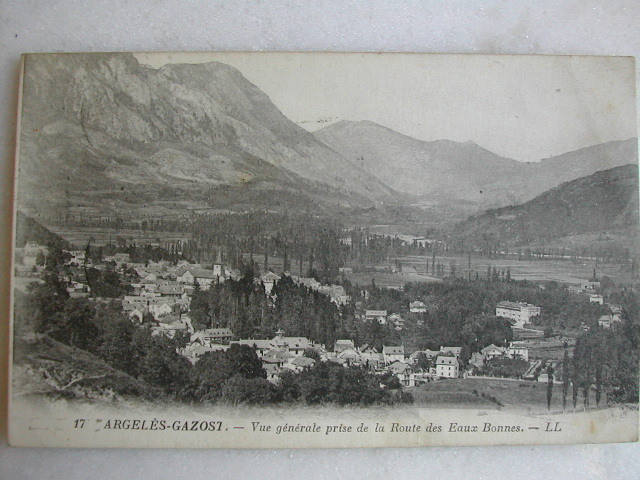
134, 52, 637, 162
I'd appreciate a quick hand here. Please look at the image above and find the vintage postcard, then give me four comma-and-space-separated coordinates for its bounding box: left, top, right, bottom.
8, 52, 639, 448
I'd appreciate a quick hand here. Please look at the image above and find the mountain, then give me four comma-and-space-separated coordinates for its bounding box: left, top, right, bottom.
315, 120, 637, 209
16, 54, 394, 219
451, 164, 639, 250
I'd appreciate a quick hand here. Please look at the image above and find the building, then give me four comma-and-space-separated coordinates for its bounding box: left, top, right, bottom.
260, 271, 281, 295
480, 344, 505, 360
287, 356, 316, 373
581, 281, 601, 291
388, 313, 405, 330
496, 301, 541, 328
435, 356, 459, 378
506, 342, 529, 361
598, 314, 622, 329
382, 345, 405, 364
388, 361, 415, 387
231, 339, 274, 357
334, 339, 355, 353
176, 268, 217, 290
201, 328, 233, 345
365, 310, 388, 324
20, 242, 48, 266
409, 301, 427, 313
440, 346, 462, 359
589, 294, 604, 305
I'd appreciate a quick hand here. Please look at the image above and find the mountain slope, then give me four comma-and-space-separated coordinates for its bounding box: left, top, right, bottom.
452, 164, 639, 249
315, 120, 637, 208
15, 212, 69, 249
17, 54, 394, 219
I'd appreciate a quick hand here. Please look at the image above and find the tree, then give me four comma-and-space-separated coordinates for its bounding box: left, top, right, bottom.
220, 375, 281, 405
546, 364, 554, 410
303, 348, 321, 362
562, 345, 570, 411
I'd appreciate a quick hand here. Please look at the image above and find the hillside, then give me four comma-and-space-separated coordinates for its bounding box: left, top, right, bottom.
12, 335, 160, 402
14, 211, 69, 249
16, 54, 394, 220
315, 120, 637, 209
452, 164, 639, 250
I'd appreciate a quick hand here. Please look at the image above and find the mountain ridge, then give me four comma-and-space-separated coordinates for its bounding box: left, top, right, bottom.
315, 119, 637, 209
17, 53, 395, 219
451, 163, 639, 251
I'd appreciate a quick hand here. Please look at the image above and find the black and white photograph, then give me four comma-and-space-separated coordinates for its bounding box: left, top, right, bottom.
8, 52, 639, 448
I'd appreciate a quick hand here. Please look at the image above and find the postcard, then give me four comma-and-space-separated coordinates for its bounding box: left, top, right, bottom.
8, 52, 639, 448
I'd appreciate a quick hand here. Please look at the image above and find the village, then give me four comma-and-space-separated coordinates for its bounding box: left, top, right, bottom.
14, 240, 627, 393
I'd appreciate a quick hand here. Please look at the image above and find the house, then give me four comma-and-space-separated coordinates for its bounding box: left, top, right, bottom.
231, 339, 274, 357
21, 242, 48, 266
272, 334, 312, 356
496, 301, 541, 328
440, 346, 462, 359
148, 301, 174, 319
159, 283, 184, 298
365, 310, 388, 324
338, 267, 354, 275
151, 317, 190, 339
176, 268, 217, 289
589, 294, 604, 305
202, 328, 233, 345
264, 364, 281, 383
286, 356, 316, 373
388, 361, 415, 387
360, 344, 378, 354
409, 301, 427, 313
192, 270, 216, 290
113, 253, 130, 265
581, 281, 601, 291
409, 349, 440, 366
337, 347, 361, 364
598, 314, 622, 329
334, 339, 355, 353
435, 356, 459, 378
480, 344, 505, 360
506, 342, 529, 361
260, 271, 281, 295
297, 277, 321, 290
262, 349, 294, 366
388, 313, 405, 330
181, 343, 229, 364
383, 345, 405, 364
328, 357, 348, 366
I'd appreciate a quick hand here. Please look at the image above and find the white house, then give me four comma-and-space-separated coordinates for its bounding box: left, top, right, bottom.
409, 301, 427, 313
581, 281, 601, 291
496, 301, 541, 328
260, 271, 281, 295
382, 345, 405, 364
481, 344, 505, 360
506, 342, 529, 361
388, 313, 405, 330
286, 356, 316, 373
388, 361, 415, 387
435, 356, 459, 378
589, 294, 604, 305
440, 346, 462, 359
334, 339, 355, 353
365, 310, 388, 324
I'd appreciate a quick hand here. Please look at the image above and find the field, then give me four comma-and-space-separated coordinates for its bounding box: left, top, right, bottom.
392, 254, 631, 286
42, 225, 192, 248
409, 378, 568, 413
